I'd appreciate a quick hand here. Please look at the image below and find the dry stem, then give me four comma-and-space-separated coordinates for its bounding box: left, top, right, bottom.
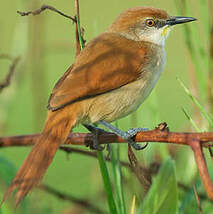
40, 184, 107, 214
0, 56, 20, 93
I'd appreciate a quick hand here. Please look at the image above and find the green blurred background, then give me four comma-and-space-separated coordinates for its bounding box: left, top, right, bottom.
0, 0, 212, 213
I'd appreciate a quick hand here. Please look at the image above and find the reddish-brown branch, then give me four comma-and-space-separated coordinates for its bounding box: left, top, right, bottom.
0, 123, 213, 148
1, 123, 213, 201
17, 5, 76, 23
189, 140, 213, 201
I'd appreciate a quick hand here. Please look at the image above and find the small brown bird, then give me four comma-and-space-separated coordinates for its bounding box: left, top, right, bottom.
1, 7, 196, 206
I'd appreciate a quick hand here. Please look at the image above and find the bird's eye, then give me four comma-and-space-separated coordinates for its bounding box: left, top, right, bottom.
145, 19, 155, 27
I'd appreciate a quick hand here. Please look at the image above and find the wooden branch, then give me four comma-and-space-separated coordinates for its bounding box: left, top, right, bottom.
1, 123, 212, 201
0, 123, 213, 148
189, 140, 213, 201
1, 123, 213, 200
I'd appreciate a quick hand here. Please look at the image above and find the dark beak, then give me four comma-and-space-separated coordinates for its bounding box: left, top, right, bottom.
166, 16, 197, 26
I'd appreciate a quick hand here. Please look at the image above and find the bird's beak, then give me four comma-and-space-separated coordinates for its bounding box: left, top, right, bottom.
166, 16, 197, 26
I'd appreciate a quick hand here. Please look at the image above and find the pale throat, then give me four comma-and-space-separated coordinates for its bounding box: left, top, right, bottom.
141, 25, 172, 46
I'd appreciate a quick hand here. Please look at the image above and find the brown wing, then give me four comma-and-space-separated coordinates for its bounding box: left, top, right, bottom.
48, 33, 150, 111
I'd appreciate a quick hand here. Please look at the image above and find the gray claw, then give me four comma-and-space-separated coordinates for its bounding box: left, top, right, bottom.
129, 140, 149, 150
127, 128, 149, 150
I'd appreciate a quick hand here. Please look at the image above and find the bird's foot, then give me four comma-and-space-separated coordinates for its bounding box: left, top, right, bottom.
83, 124, 105, 151
98, 120, 148, 151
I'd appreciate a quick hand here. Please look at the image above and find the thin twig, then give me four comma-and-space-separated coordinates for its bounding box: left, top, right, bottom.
0, 56, 21, 93
17, 5, 76, 23
128, 145, 151, 192
40, 184, 107, 214
178, 183, 210, 202
59, 146, 131, 168
193, 184, 204, 214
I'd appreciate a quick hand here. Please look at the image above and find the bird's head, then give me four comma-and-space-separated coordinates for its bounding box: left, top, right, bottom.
107, 7, 196, 46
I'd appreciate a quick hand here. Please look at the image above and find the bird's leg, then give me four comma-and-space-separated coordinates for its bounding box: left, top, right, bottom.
83, 124, 105, 151
98, 120, 148, 150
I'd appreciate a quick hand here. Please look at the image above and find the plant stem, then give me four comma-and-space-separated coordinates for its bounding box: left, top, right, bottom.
97, 151, 118, 214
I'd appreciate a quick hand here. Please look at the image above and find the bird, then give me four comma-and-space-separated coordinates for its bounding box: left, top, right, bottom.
1, 6, 196, 206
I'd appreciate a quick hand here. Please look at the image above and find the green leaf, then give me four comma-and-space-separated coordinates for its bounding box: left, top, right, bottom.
0, 156, 16, 185
0, 156, 29, 214
111, 144, 126, 214
182, 108, 202, 132
138, 158, 178, 214
177, 78, 213, 129
110, 121, 126, 214
174, 0, 208, 100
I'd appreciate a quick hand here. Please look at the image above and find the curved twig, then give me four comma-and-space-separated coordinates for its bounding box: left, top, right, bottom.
17, 5, 76, 23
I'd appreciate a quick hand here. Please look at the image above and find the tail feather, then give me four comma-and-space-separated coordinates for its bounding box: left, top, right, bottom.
1, 108, 76, 206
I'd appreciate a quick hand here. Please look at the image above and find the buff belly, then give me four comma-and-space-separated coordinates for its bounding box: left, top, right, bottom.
82, 69, 163, 123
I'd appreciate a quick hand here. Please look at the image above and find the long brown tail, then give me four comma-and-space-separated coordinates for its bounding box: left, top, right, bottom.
1, 107, 76, 206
